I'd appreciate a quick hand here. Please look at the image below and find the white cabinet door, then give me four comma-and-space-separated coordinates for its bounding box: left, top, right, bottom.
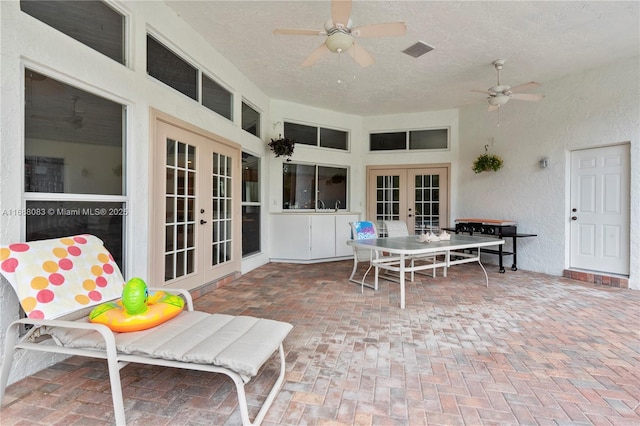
335, 214, 360, 257
270, 215, 311, 260
311, 215, 336, 259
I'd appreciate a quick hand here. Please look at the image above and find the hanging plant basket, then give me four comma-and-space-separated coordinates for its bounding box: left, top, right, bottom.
268, 136, 295, 162
472, 152, 503, 174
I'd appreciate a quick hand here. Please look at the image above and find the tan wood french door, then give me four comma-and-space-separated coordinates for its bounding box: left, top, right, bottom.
367, 164, 450, 234
152, 113, 241, 290
570, 144, 630, 275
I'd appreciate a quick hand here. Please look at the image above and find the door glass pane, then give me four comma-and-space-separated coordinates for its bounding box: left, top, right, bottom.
375, 175, 401, 233
164, 139, 196, 281
414, 174, 440, 234
211, 152, 232, 266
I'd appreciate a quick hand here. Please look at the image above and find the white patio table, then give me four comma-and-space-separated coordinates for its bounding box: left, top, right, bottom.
348, 234, 505, 309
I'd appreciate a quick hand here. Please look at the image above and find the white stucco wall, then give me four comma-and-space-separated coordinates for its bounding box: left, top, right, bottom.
457, 56, 639, 289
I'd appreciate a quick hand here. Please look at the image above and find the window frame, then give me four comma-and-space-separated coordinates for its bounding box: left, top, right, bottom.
20, 0, 129, 66
284, 121, 349, 151
369, 127, 450, 152
241, 152, 261, 258
282, 162, 349, 211
241, 100, 261, 138
22, 64, 129, 270
146, 31, 237, 125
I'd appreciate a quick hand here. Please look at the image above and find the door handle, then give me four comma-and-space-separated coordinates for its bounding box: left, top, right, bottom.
200, 219, 207, 224
571, 216, 577, 221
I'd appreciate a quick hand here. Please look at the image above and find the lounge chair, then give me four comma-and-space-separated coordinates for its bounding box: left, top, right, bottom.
0, 234, 292, 426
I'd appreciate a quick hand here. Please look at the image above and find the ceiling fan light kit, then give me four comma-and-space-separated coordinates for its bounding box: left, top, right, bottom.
325, 31, 353, 53
273, 0, 407, 68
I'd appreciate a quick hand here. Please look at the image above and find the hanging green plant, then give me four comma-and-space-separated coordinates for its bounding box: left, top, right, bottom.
472, 146, 503, 173
268, 135, 296, 162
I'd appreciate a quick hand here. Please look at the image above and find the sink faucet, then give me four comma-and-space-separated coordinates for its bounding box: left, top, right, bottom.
334, 200, 341, 211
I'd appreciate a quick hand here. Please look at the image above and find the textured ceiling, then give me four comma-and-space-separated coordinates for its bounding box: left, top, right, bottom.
165, 0, 639, 116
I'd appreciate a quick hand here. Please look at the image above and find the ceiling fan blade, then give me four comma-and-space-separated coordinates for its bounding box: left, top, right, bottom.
471, 89, 493, 95
347, 42, 375, 68
352, 22, 407, 38
510, 93, 545, 102
331, 0, 352, 27
301, 43, 330, 67
273, 28, 325, 36
509, 81, 541, 93
488, 104, 499, 112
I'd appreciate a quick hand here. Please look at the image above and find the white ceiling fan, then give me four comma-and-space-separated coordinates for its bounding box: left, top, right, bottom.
273, 0, 406, 68
472, 59, 545, 111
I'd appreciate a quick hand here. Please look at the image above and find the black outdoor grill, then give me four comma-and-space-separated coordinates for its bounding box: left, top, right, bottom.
449, 218, 537, 273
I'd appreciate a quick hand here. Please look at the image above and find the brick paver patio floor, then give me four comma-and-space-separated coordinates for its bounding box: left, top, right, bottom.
1, 260, 639, 425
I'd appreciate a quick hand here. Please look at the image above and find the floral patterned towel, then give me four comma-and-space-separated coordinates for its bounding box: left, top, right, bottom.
0, 235, 124, 319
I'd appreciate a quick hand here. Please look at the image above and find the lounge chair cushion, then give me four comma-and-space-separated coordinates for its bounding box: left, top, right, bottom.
0, 235, 124, 319
48, 311, 293, 381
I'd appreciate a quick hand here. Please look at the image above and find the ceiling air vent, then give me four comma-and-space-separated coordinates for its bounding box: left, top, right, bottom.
402, 41, 434, 58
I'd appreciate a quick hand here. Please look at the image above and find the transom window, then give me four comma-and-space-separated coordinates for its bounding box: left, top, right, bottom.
284, 122, 348, 151
146, 34, 235, 122
21, 0, 126, 65
242, 101, 260, 137
370, 128, 449, 151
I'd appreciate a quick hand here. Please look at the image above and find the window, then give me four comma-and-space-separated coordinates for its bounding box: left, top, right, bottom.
409, 129, 448, 150
370, 128, 449, 151
242, 101, 260, 137
283, 163, 347, 211
284, 121, 348, 151
146, 34, 235, 123
147, 35, 198, 101
24, 69, 126, 268
21, 0, 125, 65
202, 74, 232, 120
241, 153, 260, 257
370, 132, 406, 151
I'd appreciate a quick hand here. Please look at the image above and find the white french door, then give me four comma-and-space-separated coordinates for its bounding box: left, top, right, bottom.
569, 144, 630, 275
367, 165, 449, 234
152, 117, 241, 290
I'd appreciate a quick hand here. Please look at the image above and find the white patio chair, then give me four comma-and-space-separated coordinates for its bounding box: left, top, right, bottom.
348, 220, 401, 291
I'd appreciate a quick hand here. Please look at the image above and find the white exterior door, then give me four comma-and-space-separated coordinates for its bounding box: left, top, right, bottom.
570, 144, 630, 275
